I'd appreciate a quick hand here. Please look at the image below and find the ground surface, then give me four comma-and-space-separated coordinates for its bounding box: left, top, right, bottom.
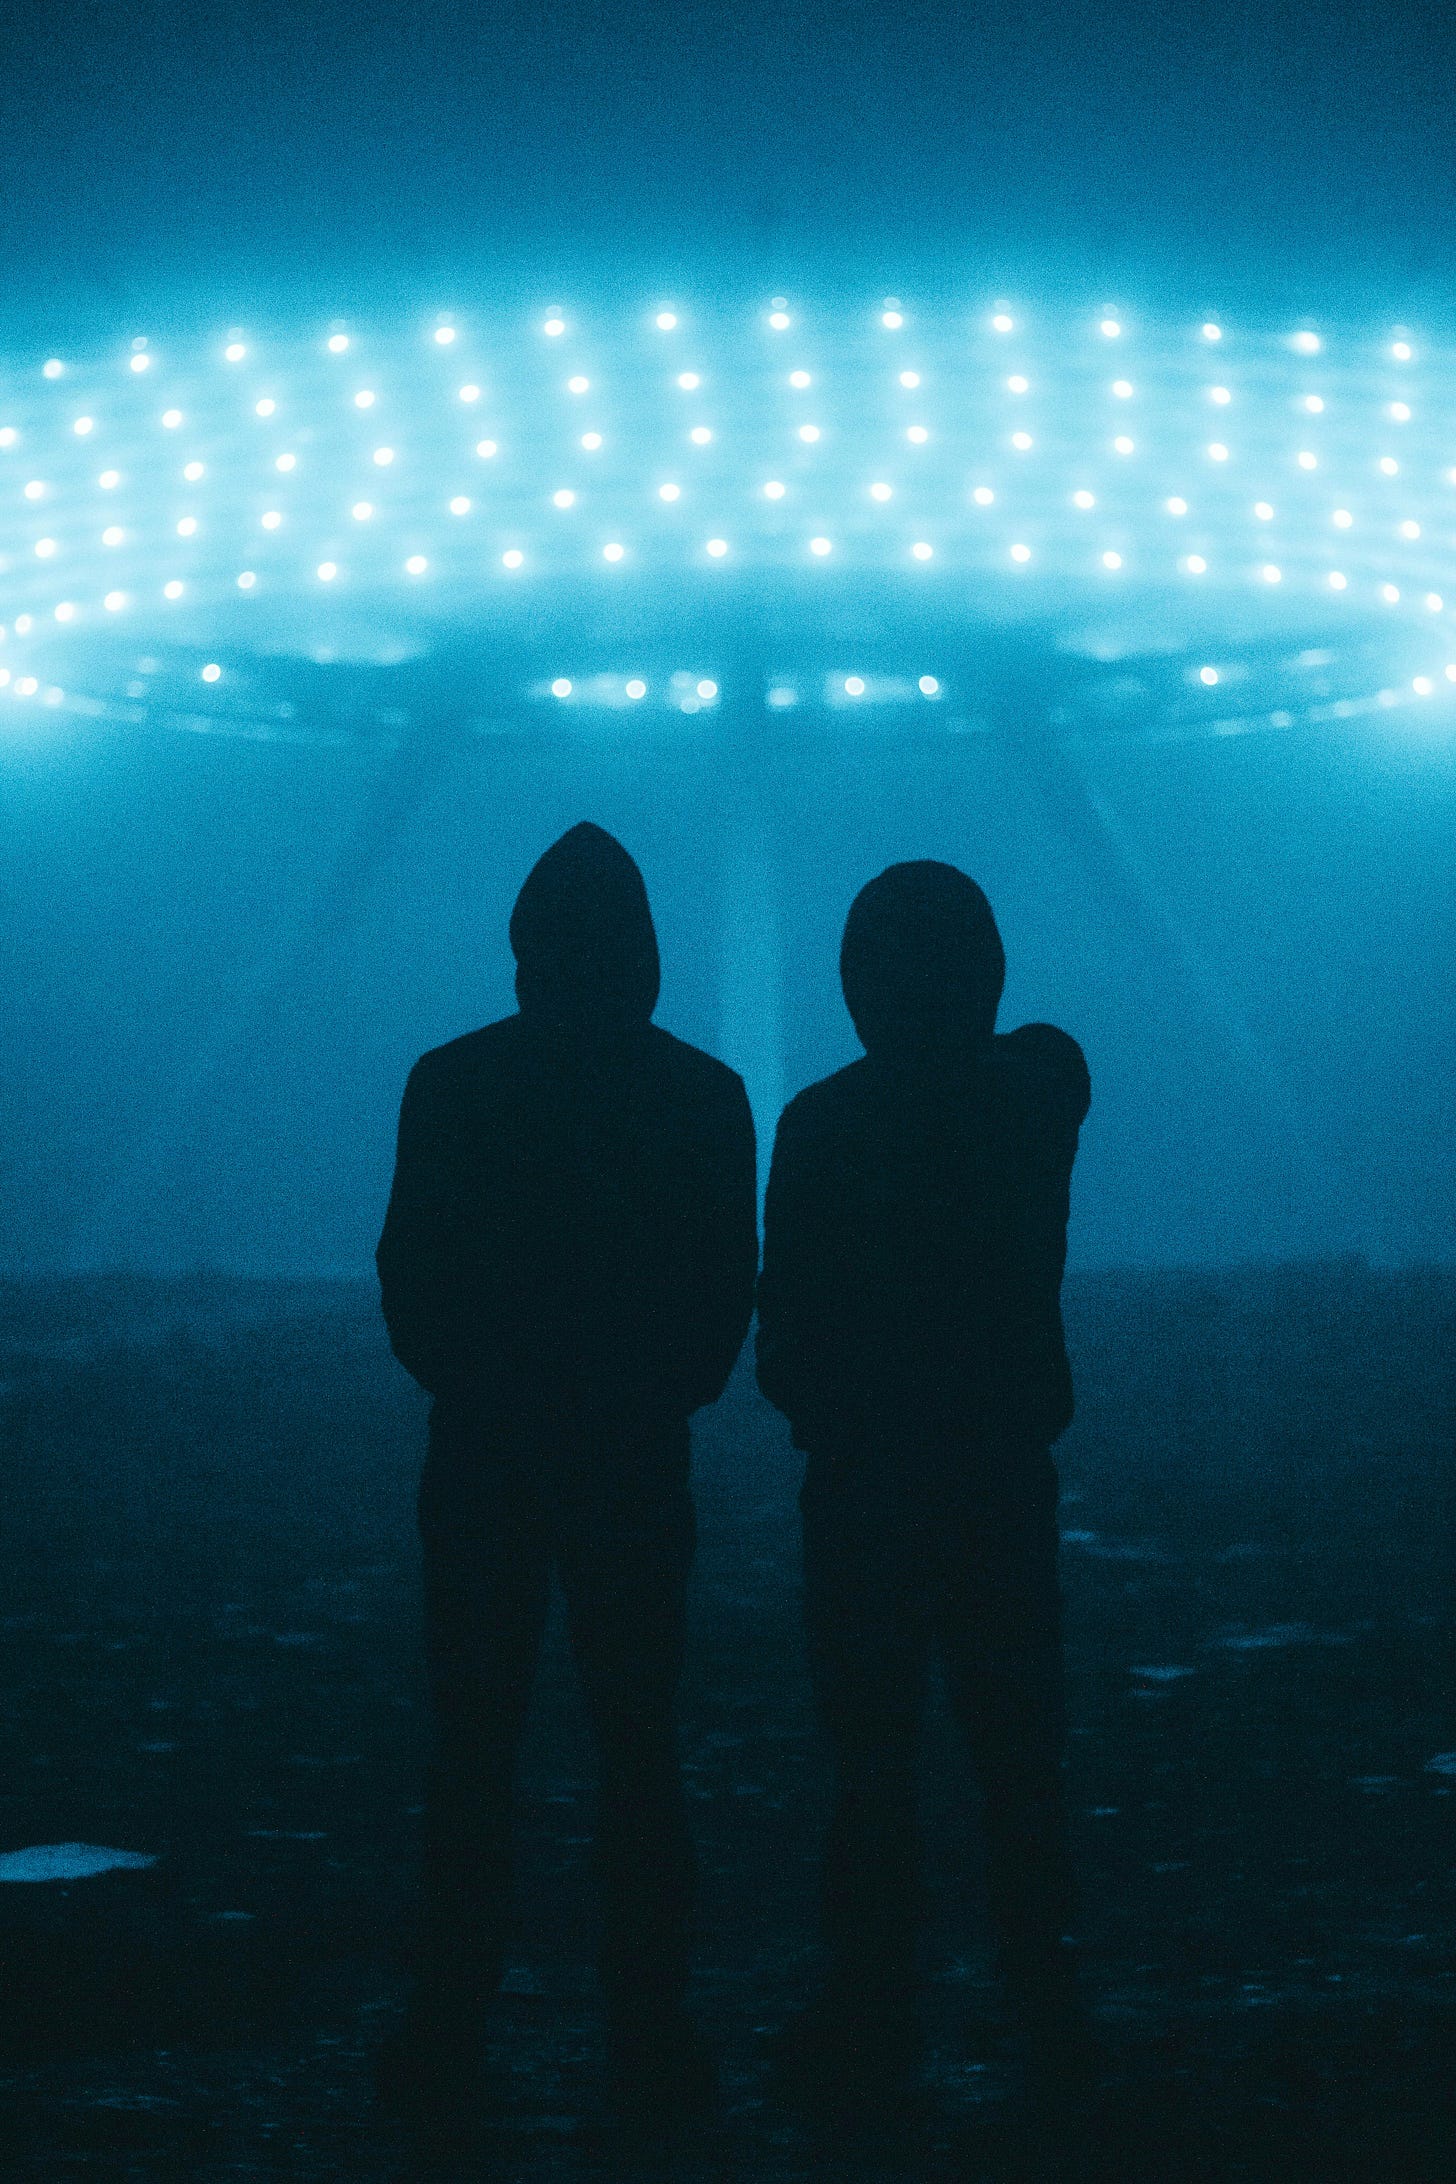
0, 1264, 1452, 2180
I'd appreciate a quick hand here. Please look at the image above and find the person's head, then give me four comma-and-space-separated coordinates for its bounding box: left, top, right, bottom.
840, 860, 1005, 1056
509, 821, 660, 1029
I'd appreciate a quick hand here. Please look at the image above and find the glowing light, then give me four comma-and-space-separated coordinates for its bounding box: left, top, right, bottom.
73, 416, 94, 436
477, 438, 500, 457
626, 679, 647, 698
54, 602, 75, 622
972, 486, 995, 505
1199, 666, 1219, 685
15, 676, 38, 695
128, 355, 148, 374
696, 679, 718, 700
0, 428, 14, 447
1072, 490, 1095, 509
911, 541, 933, 560
991, 312, 1015, 334
434, 326, 456, 346
798, 424, 820, 443
1113, 435, 1134, 455
552, 488, 576, 508
449, 495, 471, 515
201, 662, 221, 682
275, 453, 296, 472
1011, 430, 1033, 450
1297, 450, 1317, 470
160, 409, 182, 430
918, 675, 939, 695
176, 517, 197, 537
808, 536, 832, 556
789, 370, 812, 389
845, 677, 866, 696
768, 310, 791, 330
184, 460, 205, 481
1007, 374, 1029, 393
1261, 563, 1282, 583
1303, 394, 1325, 413
1414, 676, 1433, 696
567, 375, 589, 394
1328, 571, 1347, 590
1208, 442, 1229, 461
98, 469, 120, 489
23, 478, 45, 500
315, 561, 337, 581
1389, 401, 1411, 421
502, 548, 524, 568
237, 571, 256, 589
1202, 323, 1222, 341
104, 590, 126, 611
551, 679, 572, 697
1209, 386, 1231, 405
907, 425, 929, 444
1400, 519, 1421, 538
899, 370, 921, 389
705, 538, 728, 557
1009, 542, 1031, 563
261, 510, 282, 529
1100, 318, 1121, 338
1392, 340, 1413, 361
1426, 592, 1444, 612
14, 618, 32, 634
677, 372, 700, 390
255, 398, 276, 417
763, 480, 786, 499
351, 501, 373, 520
405, 554, 428, 574
1381, 582, 1400, 603
1101, 550, 1123, 570
225, 342, 246, 362
327, 334, 350, 353
354, 390, 375, 409
658, 483, 681, 501
1291, 331, 1321, 354
1447, 664, 1456, 682
163, 579, 184, 599
459, 384, 480, 402
1254, 501, 1274, 520
1185, 555, 1207, 574
869, 481, 893, 503
655, 312, 678, 331
33, 538, 56, 558
579, 432, 601, 451
603, 541, 625, 561
1111, 379, 1133, 398
543, 317, 566, 337
882, 310, 904, 329
689, 426, 713, 445
1380, 456, 1398, 475
1331, 507, 1353, 528
373, 446, 394, 466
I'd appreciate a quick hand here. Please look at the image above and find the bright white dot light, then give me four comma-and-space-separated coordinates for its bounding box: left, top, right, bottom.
1100, 318, 1121, 338
449, 495, 471, 515
104, 590, 126, 611
1392, 340, 1413, 361
161, 409, 183, 429
1011, 430, 1033, 450
1400, 519, 1421, 538
352, 501, 373, 520
255, 398, 276, 417
1199, 666, 1219, 685
327, 333, 350, 353
163, 579, 184, 599
911, 541, 933, 560
1072, 489, 1095, 509
1262, 563, 1282, 583
373, 446, 394, 465
789, 370, 812, 389
1113, 435, 1135, 455
882, 310, 904, 329
1010, 542, 1031, 563
1254, 501, 1274, 520
797, 423, 820, 444
809, 536, 832, 556
626, 678, 647, 698
1297, 451, 1317, 469
1111, 379, 1133, 398
1208, 442, 1229, 461
1332, 507, 1353, 527
763, 480, 786, 499
1185, 554, 1207, 574
128, 355, 148, 374
603, 541, 625, 561
552, 488, 576, 509
354, 390, 375, 409
202, 663, 221, 682
225, 341, 247, 362
176, 517, 197, 537
705, 538, 728, 557
696, 679, 718, 699
1007, 374, 1029, 393
98, 469, 120, 488
972, 486, 995, 505
184, 460, 205, 481
1446, 664, 1456, 681
459, 384, 481, 402
23, 479, 45, 501
1426, 592, 1444, 611
870, 482, 893, 501
845, 677, 866, 696
314, 561, 338, 581
543, 317, 566, 337
34, 538, 56, 558
1328, 571, 1347, 589
1414, 676, 1434, 695
1292, 331, 1321, 353
1379, 456, 1398, 475
690, 426, 712, 445
261, 510, 282, 529
13, 617, 32, 633
907, 425, 929, 444
567, 375, 589, 394
768, 310, 791, 330
658, 482, 681, 501
275, 452, 296, 472
899, 370, 921, 389
579, 432, 601, 451
551, 678, 572, 697
434, 326, 456, 346
14, 676, 37, 694
54, 602, 75, 623
73, 416, 94, 436
1381, 582, 1400, 602
1202, 323, 1222, 341
237, 570, 256, 589
1389, 401, 1411, 421
502, 548, 524, 568
0, 428, 15, 447
655, 312, 678, 331
1303, 395, 1325, 413
478, 438, 500, 457
405, 554, 428, 574
1210, 386, 1231, 405
919, 675, 939, 695
677, 372, 700, 390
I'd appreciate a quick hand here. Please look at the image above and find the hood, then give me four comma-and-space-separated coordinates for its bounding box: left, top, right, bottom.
840, 860, 1005, 1056
509, 822, 661, 1028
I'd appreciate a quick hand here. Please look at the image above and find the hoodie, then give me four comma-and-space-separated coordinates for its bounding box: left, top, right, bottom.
755, 861, 1090, 1455
377, 824, 758, 1432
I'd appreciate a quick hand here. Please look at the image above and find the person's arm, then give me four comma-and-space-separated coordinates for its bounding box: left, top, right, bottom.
679, 1070, 759, 1411
375, 1053, 465, 1397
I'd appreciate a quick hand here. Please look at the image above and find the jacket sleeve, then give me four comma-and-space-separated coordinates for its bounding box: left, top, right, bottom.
375, 1055, 466, 1397
680, 1070, 759, 1411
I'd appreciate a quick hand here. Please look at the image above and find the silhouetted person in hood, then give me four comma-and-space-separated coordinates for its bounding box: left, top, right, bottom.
756, 860, 1092, 2101
377, 823, 757, 2118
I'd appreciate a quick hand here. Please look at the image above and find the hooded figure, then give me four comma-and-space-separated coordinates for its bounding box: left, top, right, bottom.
376, 822, 756, 2118
755, 860, 1093, 2098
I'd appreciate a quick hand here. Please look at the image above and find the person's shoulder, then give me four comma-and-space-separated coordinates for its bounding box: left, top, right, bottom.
646, 1024, 749, 1104
777, 1058, 869, 1135
408, 1016, 520, 1088
995, 1023, 1091, 1121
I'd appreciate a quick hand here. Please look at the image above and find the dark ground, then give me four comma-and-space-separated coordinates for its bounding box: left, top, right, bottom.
0, 1262, 1452, 2180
